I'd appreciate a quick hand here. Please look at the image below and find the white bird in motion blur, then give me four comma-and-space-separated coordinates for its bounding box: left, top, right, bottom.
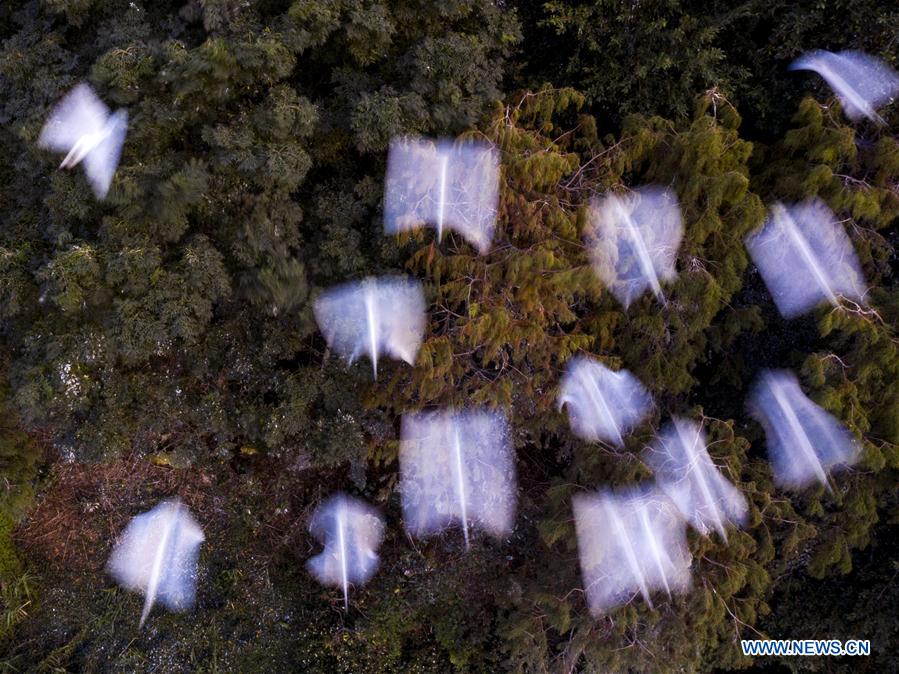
313, 276, 426, 379
106, 499, 205, 628
558, 356, 652, 446
790, 50, 899, 124
573, 486, 692, 615
645, 417, 748, 541
748, 369, 861, 491
306, 493, 385, 610
399, 408, 517, 549
39, 83, 128, 199
585, 186, 683, 309
745, 199, 866, 319
384, 137, 500, 255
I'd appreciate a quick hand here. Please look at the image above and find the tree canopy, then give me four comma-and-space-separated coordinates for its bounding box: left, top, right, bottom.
0, 1, 896, 672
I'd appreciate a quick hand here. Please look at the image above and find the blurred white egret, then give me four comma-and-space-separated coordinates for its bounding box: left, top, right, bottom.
39, 83, 128, 199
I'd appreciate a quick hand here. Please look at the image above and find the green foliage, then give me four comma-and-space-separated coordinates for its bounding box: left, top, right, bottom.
380, 88, 762, 424
0, 512, 35, 644
0, 567, 36, 643
0, 0, 519, 464
0, 1, 897, 672
0, 359, 42, 648
0, 372, 40, 520
534, 1, 739, 118
0, 513, 22, 581
757, 522, 899, 672
517, 0, 899, 134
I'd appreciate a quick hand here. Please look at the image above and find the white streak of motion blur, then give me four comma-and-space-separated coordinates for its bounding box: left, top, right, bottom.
399, 409, 517, 547
748, 369, 861, 491
673, 420, 725, 537
106, 499, 205, 628
306, 493, 385, 610
774, 204, 837, 307
613, 198, 664, 303
436, 154, 448, 241
557, 356, 652, 446
451, 424, 470, 549
769, 380, 830, 490
364, 284, 379, 378
337, 506, 349, 609
573, 487, 691, 615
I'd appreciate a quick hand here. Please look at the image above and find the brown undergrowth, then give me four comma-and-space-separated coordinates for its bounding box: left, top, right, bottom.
2, 451, 361, 671
12, 452, 339, 577
14, 456, 215, 574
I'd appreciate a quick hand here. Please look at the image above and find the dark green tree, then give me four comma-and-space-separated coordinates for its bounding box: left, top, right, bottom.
515, 0, 899, 135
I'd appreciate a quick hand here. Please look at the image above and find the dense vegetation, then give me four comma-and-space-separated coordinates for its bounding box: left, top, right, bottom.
0, 1, 896, 671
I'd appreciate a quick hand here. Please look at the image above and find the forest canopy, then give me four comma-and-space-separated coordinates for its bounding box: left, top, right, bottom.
0, 1, 897, 672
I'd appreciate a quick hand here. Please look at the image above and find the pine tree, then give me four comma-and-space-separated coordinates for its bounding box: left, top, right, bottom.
0, 2, 896, 671
0, 0, 520, 464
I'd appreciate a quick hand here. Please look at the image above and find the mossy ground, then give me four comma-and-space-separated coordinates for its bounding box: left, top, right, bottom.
1, 454, 332, 671
0, 453, 505, 672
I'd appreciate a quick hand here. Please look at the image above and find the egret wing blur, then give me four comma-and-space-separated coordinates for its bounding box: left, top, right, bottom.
790, 50, 899, 123
558, 356, 652, 446
399, 408, 517, 548
106, 499, 205, 628
585, 186, 683, 309
645, 417, 748, 540
306, 493, 385, 609
573, 487, 691, 615
384, 137, 500, 254
745, 200, 865, 318
748, 369, 861, 490
314, 276, 426, 378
